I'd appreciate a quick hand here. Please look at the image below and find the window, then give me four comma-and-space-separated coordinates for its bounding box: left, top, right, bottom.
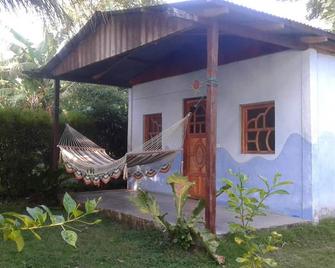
144, 113, 162, 150
241, 102, 275, 154
188, 102, 206, 134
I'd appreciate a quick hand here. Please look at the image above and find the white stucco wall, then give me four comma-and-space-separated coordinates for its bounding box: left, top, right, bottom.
130, 50, 306, 160
312, 52, 335, 220
128, 49, 316, 219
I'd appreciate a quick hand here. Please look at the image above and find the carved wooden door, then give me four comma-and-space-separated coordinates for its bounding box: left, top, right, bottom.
183, 98, 207, 199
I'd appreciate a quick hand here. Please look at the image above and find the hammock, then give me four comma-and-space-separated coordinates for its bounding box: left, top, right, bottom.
58, 113, 191, 186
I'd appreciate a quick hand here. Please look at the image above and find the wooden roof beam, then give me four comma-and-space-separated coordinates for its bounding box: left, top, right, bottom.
220, 23, 307, 50
300, 35, 328, 44
194, 6, 229, 18
246, 22, 285, 32
165, 6, 229, 22
312, 43, 335, 54
165, 7, 199, 22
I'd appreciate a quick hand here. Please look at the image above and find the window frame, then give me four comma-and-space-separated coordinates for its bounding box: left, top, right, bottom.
240, 101, 275, 154
143, 113, 162, 150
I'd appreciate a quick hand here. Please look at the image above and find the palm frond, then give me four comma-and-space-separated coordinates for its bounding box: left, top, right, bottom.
0, 0, 73, 23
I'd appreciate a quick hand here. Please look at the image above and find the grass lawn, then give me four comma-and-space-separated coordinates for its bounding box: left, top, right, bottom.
1, 203, 335, 268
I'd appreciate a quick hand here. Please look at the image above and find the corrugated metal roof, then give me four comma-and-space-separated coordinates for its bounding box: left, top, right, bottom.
33, 0, 335, 84
172, 0, 335, 36
221, 0, 332, 33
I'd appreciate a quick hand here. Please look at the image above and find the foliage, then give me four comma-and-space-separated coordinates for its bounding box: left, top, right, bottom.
0, 0, 68, 23
0, 108, 54, 198
131, 173, 225, 266
1, 204, 335, 268
0, 108, 127, 199
0, 192, 101, 252
60, 0, 163, 33
0, 27, 128, 152
217, 170, 292, 268
0, 29, 57, 110
1, 0, 164, 46
306, 0, 335, 30
0, 203, 226, 267
280, 0, 334, 31
61, 86, 128, 158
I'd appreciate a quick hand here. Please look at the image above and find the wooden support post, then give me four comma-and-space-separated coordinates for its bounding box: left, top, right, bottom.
52, 79, 60, 171
205, 20, 219, 233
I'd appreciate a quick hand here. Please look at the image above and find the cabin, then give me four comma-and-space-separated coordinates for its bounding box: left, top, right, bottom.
34, 0, 335, 229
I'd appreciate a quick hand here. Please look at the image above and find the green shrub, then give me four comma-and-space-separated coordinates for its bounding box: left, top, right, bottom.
0, 108, 127, 199
61, 86, 128, 158
0, 108, 52, 198
61, 110, 127, 158
217, 170, 292, 268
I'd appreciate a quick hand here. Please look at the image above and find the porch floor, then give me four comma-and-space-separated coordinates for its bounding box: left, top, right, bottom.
71, 190, 307, 235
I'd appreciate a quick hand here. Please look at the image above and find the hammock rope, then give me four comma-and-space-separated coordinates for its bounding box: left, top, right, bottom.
58, 112, 192, 186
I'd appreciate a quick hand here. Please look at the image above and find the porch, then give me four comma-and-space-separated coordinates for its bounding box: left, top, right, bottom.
71, 190, 307, 235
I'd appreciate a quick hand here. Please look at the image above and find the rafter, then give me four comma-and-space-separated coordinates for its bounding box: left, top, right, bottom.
220, 22, 307, 50
300, 35, 328, 44
194, 6, 229, 18
165, 7, 199, 22
246, 22, 285, 32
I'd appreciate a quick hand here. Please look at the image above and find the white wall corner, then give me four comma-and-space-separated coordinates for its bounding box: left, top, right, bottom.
300, 48, 318, 221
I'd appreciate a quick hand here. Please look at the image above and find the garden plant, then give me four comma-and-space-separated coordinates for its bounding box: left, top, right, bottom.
0, 193, 101, 252
131, 173, 225, 265
217, 169, 293, 268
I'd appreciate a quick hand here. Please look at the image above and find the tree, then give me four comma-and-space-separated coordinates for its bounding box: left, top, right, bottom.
1, 0, 163, 38
0, 0, 163, 109
0, 0, 67, 22
62, 85, 128, 157
306, 0, 335, 30
0, 29, 56, 110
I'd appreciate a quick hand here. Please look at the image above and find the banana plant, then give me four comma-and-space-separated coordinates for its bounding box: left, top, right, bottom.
131, 173, 224, 266
0, 193, 101, 252
0, 29, 59, 110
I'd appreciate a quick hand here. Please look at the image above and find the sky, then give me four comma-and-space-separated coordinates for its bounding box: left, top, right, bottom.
0, 0, 331, 59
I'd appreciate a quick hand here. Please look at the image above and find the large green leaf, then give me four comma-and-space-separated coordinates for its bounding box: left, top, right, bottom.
8, 230, 24, 252
3, 212, 35, 227
63, 193, 77, 215
194, 228, 224, 265
72, 207, 84, 217
274, 181, 293, 187
40, 205, 65, 224
52, 215, 65, 224
167, 173, 194, 219
189, 199, 205, 225
130, 190, 167, 230
85, 197, 101, 214
26, 207, 47, 224
271, 190, 289, 195
61, 230, 78, 248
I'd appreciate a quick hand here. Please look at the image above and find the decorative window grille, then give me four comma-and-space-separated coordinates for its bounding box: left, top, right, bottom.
241, 102, 275, 154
